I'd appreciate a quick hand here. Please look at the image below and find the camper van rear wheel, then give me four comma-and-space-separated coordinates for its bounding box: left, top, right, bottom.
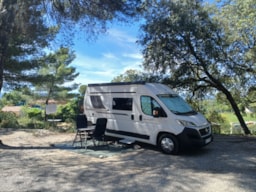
158, 134, 179, 155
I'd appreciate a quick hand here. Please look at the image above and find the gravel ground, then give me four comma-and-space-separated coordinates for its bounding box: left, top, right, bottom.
0, 129, 256, 192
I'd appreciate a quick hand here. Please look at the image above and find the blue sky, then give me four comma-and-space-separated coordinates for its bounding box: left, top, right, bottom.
71, 22, 143, 85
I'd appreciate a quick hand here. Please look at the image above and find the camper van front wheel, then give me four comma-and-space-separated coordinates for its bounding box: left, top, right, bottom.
158, 134, 179, 155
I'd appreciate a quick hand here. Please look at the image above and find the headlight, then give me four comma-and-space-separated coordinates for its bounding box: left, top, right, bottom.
177, 119, 196, 127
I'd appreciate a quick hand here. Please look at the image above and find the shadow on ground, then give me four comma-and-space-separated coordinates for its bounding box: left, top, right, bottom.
54, 140, 143, 158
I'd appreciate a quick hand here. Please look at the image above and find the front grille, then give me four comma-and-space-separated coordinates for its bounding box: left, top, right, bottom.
199, 127, 211, 136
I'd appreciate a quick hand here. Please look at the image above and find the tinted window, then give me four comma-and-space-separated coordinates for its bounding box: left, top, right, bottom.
90, 96, 105, 109
112, 98, 133, 111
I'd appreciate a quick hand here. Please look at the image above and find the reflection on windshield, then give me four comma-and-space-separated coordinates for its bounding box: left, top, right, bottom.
158, 94, 196, 115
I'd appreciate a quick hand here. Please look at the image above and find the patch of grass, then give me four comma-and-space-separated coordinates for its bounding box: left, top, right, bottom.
220, 112, 256, 135
221, 112, 256, 123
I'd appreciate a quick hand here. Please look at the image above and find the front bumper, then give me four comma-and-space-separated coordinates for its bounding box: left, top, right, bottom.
177, 127, 213, 149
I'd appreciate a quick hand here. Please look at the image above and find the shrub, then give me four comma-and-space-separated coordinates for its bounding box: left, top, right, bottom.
55, 100, 77, 121
24, 107, 43, 120
206, 110, 229, 134
0, 111, 19, 128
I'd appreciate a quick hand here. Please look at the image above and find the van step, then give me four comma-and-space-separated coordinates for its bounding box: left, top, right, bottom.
119, 138, 135, 145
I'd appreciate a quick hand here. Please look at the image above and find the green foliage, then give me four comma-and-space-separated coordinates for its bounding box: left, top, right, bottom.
112, 69, 145, 82
0, 1, 58, 91
248, 124, 256, 135
111, 69, 163, 83
79, 85, 87, 96
18, 117, 45, 129
139, 0, 254, 134
247, 86, 256, 103
0, 0, 142, 93
0, 111, 19, 128
221, 112, 256, 123
206, 110, 227, 123
24, 107, 43, 120
34, 47, 79, 105
55, 99, 78, 122
0, 88, 32, 107
46, 0, 142, 38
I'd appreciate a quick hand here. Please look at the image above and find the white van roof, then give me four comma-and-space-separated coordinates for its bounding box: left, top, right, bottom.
87, 82, 177, 95
87, 81, 146, 87
144, 83, 177, 95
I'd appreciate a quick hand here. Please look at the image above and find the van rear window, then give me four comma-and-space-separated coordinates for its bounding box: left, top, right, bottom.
112, 98, 133, 111
90, 96, 105, 109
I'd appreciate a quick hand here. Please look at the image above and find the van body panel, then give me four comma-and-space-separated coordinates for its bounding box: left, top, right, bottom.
84, 82, 212, 152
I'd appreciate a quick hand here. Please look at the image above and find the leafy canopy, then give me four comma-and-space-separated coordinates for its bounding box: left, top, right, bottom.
139, 0, 255, 134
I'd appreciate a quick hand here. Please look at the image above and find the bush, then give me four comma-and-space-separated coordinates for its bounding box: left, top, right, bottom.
24, 107, 43, 120
55, 100, 77, 121
206, 110, 229, 134
248, 124, 256, 135
0, 111, 19, 128
16, 106, 44, 129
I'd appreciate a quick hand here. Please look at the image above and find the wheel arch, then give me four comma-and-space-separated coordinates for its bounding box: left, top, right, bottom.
156, 131, 178, 143
157, 131, 180, 155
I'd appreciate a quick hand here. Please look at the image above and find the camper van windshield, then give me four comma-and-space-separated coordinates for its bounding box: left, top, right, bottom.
158, 94, 196, 115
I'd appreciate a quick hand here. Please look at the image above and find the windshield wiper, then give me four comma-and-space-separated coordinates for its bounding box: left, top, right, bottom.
180, 110, 197, 115
171, 110, 197, 115
170, 110, 183, 115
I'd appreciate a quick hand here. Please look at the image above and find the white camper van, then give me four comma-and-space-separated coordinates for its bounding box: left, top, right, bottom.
84, 82, 212, 154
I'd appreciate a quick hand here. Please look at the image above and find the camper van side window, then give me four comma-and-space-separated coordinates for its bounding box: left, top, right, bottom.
90, 96, 105, 109
112, 98, 133, 111
141, 96, 165, 117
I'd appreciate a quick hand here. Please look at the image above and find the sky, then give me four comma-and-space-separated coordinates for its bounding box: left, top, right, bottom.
71, 22, 143, 85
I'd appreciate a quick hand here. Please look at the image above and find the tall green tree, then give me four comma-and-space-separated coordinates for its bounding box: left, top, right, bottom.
213, 0, 256, 108
0, 0, 58, 91
139, 0, 255, 134
0, 0, 142, 92
34, 47, 79, 105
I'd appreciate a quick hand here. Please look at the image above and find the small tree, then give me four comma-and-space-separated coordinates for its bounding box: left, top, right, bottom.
35, 47, 79, 104
33, 47, 79, 120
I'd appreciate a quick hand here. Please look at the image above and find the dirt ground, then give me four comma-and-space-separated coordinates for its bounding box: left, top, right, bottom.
0, 128, 256, 192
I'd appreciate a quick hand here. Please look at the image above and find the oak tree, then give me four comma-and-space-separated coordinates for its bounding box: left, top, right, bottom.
139, 0, 255, 134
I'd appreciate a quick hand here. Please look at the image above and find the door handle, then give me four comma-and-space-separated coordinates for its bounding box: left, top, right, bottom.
131, 114, 134, 120
139, 115, 142, 121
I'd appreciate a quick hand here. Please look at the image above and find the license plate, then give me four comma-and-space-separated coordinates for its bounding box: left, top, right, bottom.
205, 137, 211, 144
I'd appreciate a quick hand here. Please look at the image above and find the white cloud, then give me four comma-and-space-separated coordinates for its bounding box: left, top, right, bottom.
107, 28, 138, 44
72, 53, 143, 85
122, 53, 143, 60
71, 24, 144, 85
102, 53, 118, 59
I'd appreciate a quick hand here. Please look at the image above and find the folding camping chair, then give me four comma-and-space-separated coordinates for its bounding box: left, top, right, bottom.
72, 114, 93, 148
85, 118, 108, 149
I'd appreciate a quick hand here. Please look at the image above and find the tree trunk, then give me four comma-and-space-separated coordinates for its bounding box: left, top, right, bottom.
0, 4, 9, 93
204, 70, 251, 135
0, 28, 7, 92
223, 88, 251, 135
0, 54, 4, 92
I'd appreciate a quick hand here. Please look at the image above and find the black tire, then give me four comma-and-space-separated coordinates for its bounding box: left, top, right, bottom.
158, 134, 179, 155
